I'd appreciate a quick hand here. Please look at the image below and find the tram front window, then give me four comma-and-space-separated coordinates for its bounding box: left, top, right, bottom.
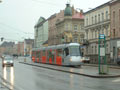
69, 46, 81, 56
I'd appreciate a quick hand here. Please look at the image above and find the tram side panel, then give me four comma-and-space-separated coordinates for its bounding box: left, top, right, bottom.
42, 50, 46, 63
56, 49, 62, 65
32, 51, 35, 62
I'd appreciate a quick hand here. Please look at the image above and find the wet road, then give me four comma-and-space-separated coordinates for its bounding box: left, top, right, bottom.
0, 59, 120, 90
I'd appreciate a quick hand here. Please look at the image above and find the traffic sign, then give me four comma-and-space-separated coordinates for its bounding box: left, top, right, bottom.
99, 34, 105, 39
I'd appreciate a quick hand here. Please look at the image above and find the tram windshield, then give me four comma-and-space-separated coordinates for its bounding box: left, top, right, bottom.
69, 46, 81, 56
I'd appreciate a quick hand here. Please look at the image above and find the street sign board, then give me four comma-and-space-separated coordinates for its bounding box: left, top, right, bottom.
117, 41, 120, 47
100, 48, 105, 56
99, 34, 105, 39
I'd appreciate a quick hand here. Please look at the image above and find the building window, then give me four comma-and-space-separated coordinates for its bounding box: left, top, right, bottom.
92, 16, 94, 24
95, 30, 97, 38
119, 10, 120, 24
74, 36, 78, 42
106, 26, 108, 36
98, 14, 100, 22
74, 25, 78, 31
102, 13, 104, 21
113, 29, 115, 38
113, 11, 115, 27
92, 31, 93, 39
86, 31, 88, 39
86, 18, 88, 26
95, 46, 97, 54
95, 15, 97, 23
92, 46, 93, 54
80, 24, 84, 30
106, 11, 108, 20
65, 24, 68, 31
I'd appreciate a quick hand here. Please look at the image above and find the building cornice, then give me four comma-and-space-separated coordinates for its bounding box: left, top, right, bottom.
84, 19, 110, 30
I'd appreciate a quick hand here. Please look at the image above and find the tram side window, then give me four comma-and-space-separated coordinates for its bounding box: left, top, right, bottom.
57, 49, 63, 62
48, 50, 54, 62
43, 50, 45, 56
36, 51, 39, 58
38, 51, 41, 61
57, 49, 62, 57
64, 48, 69, 56
32, 51, 35, 57
51, 50, 55, 62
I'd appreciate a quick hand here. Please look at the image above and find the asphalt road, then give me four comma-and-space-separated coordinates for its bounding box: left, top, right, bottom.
0, 58, 120, 90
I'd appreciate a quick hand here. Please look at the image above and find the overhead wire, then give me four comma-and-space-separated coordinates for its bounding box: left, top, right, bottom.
0, 22, 33, 35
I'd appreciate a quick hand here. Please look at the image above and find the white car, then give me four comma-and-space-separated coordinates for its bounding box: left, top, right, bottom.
81, 57, 90, 63
2, 57, 14, 67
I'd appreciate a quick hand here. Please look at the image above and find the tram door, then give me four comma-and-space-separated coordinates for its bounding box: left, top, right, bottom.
32, 51, 35, 62
56, 49, 62, 65
36, 51, 40, 62
48, 49, 55, 64
42, 50, 46, 63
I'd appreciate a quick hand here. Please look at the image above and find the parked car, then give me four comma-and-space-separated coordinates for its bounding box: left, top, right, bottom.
81, 57, 90, 63
2, 57, 14, 67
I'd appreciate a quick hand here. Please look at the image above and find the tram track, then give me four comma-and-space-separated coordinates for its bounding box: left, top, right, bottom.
19, 62, 120, 78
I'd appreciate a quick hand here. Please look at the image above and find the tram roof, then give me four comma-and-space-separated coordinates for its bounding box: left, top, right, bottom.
32, 43, 80, 51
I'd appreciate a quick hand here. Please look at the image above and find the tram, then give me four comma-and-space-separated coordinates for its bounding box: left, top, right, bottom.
32, 43, 83, 66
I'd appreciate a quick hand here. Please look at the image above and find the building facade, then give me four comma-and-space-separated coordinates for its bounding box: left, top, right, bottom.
17, 42, 24, 56
48, 11, 64, 45
24, 39, 34, 56
34, 17, 48, 48
84, 2, 111, 63
110, 0, 120, 63
0, 41, 15, 55
56, 4, 84, 45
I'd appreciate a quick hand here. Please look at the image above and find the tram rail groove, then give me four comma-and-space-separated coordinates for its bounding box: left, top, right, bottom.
19, 62, 120, 78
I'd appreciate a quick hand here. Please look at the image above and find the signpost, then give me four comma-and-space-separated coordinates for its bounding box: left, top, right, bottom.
98, 34, 108, 74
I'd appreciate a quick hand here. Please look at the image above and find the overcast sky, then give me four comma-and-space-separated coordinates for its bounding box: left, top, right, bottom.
0, 0, 110, 43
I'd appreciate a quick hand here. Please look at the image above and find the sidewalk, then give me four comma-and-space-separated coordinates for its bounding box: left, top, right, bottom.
19, 57, 120, 78
83, 63, 120, 69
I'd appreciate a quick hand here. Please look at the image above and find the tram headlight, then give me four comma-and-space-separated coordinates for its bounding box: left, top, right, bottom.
70, 58, 72, 62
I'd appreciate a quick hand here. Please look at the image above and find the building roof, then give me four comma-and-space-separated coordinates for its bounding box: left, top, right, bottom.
24, 39, 34, 44
34, 17, 46, 28
64, 4, 72, 16
72, 12, 84, 19
42, 40, 48, 45
84, 1, 110, 14
0, 41, 15, 47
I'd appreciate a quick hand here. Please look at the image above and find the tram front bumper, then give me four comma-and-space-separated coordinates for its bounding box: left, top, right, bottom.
69, 58, 83, 65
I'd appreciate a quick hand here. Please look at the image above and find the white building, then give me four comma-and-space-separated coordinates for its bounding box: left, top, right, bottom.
84, 1, 111, 63
34, 17, 48, 48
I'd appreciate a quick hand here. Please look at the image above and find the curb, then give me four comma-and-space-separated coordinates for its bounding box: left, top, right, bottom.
83, 64, 120, 69
19, 62, 120, 78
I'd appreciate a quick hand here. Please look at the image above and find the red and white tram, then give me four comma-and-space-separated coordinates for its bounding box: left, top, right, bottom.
32, 43, 83, 66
